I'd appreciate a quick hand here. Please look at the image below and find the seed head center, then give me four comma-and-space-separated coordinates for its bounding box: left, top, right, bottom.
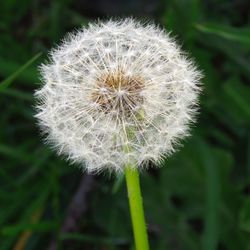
91, 70, 144, 117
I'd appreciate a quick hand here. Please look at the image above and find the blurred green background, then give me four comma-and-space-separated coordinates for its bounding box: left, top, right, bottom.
1, 0, 250, 249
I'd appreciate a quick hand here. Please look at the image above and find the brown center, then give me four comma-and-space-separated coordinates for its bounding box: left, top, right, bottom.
91, 70, 144, 117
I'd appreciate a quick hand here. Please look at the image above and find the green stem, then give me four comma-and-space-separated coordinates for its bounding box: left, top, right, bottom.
125, 166, 150, 250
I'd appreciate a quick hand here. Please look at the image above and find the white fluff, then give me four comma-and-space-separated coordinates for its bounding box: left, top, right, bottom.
35, 18, 202, 173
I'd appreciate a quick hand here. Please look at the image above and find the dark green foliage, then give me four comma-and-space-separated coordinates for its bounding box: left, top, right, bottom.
0, 0, 250, 249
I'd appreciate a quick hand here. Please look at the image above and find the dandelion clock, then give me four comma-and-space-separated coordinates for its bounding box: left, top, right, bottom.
35, 18, 202, 250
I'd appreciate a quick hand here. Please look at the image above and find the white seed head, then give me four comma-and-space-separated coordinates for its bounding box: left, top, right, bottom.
35, 18, 202, 173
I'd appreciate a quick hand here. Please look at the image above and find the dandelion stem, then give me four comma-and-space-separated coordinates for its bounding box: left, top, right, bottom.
125, 166, 150, 250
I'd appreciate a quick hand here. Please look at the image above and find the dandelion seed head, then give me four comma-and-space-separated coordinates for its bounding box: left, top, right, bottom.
35, 18, 202, 173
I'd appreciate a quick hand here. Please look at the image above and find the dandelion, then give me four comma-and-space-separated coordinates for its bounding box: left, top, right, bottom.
35, 18, 202, 250
35, 18, 201, 173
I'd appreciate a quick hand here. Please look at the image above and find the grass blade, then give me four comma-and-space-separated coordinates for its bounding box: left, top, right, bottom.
0, 52, 42, 92
195, 23, 250, 45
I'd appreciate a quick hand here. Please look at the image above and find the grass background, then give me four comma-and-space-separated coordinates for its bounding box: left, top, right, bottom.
1, 0, 250, 249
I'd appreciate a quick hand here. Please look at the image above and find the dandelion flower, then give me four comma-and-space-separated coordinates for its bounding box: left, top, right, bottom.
35, 18, 202, 173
